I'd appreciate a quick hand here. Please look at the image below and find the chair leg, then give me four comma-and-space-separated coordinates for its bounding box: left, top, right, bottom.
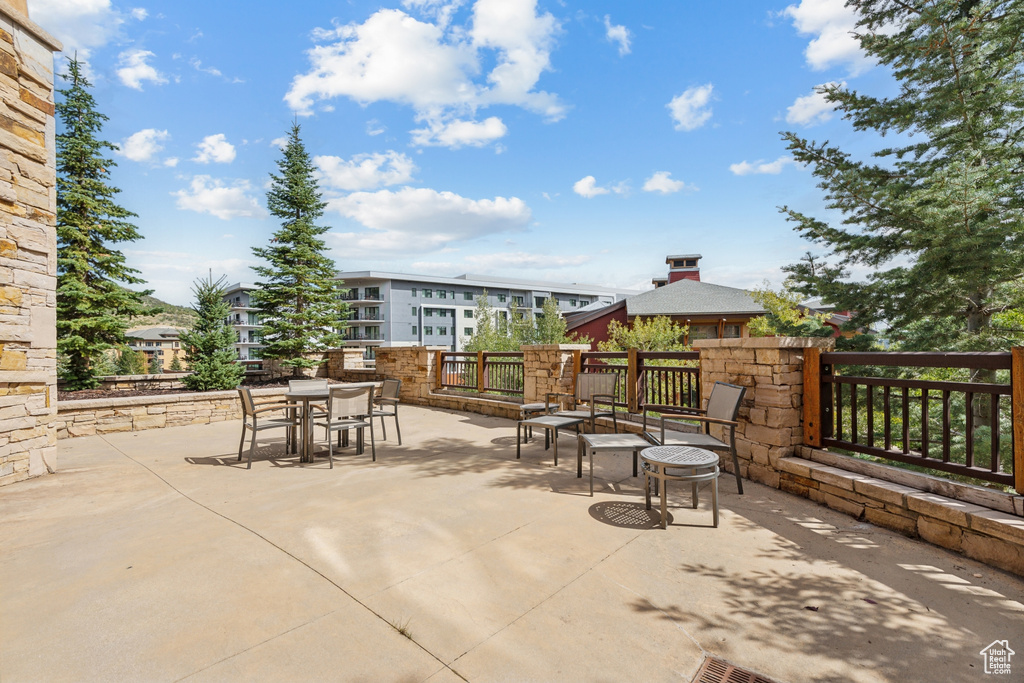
238, 424, 246, 462
712, 473, 719, 527
369, 424, 376, 462
394, 407, 402, 446
380, 413, 387, 440
691, 481, 698, 508
247, 428, 258, 469
731, 444, 744, 494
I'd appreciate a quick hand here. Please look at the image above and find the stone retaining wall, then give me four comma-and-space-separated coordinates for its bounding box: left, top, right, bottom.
62, 373, 192, 391
55, 387, 287, 439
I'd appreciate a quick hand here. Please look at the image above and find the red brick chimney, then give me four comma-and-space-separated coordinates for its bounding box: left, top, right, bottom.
666, 254, 701, 283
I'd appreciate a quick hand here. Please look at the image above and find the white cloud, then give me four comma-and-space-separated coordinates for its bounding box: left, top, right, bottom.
667, 84, 713, 131
784, 0, 870, 74
603, 15, 631, 56
573, 175, 609, 198
366, 120, 386, 136
192, 134, 236, 164
31, 0, 124, 60
285, 1, 563, 147
642, 171, 687, 194
130, 7, 147, 20
410, 116, 507, 147
118, 128, 169, 163
464, 251, 590, 270
729, 156, 797, 175
189, 57, 221, 78
270, 137, 288, 150
315, 151, 416, 191
786, 81, 844, 126
163, 157, 179, 168
327, 186, 531, 254
173, 176, 265, 220
402, 0, 466, 29
116, 49, 166, 90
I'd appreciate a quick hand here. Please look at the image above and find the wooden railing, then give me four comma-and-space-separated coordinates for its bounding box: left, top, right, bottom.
804, 348, 1024, 491
437, 351, 524, 396
580, 350, 700, 412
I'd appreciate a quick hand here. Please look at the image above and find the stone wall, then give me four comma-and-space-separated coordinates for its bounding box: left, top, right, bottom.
56, 387, 287, 438
58, 373, 191, 392
522, 344, 587, 405
0, 5, 60, 486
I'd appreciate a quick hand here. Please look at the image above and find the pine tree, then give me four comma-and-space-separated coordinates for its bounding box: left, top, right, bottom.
179, 274, 244, 391
114, 347, 146, 375
147, 354, 162, 375
56, 58, 157, 389
251, 124, 346, 375
168, 353, 184, 372
781, 0, 1024, 352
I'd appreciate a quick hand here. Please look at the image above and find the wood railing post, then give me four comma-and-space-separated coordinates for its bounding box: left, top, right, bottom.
435, 350, 444, 391
627, 347, 639, 413
1012, 347, 1024, 493
477, 350, 486, 392
572, 349, 582, 394
804, 347, 825, 447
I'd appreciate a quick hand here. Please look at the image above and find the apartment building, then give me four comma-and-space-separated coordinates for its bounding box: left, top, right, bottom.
125, 327, 185, 371
222, 273, 638, 363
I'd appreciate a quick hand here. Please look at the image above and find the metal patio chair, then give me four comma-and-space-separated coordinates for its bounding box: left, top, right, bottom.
546, 371, 619, 433
313, 385, 376, 465
237, 388, 295, 469
371, 379, 402, 445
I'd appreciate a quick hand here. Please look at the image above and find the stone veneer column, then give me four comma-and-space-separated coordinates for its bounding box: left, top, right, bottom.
0, 3, 60, 486
521, 344, 589, 405
693, 337, 834, 487
373, 346, 447, 405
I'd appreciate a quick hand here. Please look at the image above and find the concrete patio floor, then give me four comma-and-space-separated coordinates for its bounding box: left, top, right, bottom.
2, 405, 1022, 682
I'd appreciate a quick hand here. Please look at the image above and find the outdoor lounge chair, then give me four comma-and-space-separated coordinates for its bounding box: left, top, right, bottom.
313, 386, 376, 465
642, 381, 746, 494
237, 388, 295, 469
547, 372, 619, 433
371, 378, 402, 444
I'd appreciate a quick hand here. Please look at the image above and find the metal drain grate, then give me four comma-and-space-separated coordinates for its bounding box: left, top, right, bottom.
695, 656, 779, 683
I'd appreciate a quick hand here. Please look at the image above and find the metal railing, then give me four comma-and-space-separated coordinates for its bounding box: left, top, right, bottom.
438, 351, 525, 396
580, 350, 700, 412
804, 349, 1023, 490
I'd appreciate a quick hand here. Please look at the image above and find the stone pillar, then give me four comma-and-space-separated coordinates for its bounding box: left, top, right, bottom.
374, 346, 446, 405
521, 344, 589, 405
0, 5, 60, 485
694, 337, 834, 487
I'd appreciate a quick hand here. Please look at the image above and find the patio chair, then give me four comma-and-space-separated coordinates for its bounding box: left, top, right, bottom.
313, 386, 376, 466
371, 379, 402, 445
286, 378, 329, 449
237, 388, 295, 469
546, 371, 618, 434
642, 381, 747, 494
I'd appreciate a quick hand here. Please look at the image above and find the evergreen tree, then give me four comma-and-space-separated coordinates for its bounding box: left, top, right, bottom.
535, 297, 569, 344
251, 124, 346, 375
179, 273, 244, 391
168, 353, 184, 372
598, 316, 689, 352
56, 58, 156, 390
147, 355, 162, 375
780, 0, 1024, 352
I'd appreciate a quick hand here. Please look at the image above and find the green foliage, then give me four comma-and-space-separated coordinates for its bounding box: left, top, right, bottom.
598, 316, 688, 352
251, 124, 346, 374
147, 354, 162, 374
463, 292, 586, 351
168, 353, 184, 372
780, 1, 1024, 352
179, 273, 244, 391
748, 283, 833, 338
56, 58, 157, 390
114, 347, 147, 375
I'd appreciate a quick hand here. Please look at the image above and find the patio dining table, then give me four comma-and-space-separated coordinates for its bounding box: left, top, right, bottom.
285, 382, 380, 464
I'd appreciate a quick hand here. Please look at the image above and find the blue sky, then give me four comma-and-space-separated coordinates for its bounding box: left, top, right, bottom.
34, 0, 895, 306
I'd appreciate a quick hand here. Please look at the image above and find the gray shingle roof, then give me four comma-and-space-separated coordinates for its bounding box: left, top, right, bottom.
626, 279, 766, 317
126, 326, 184, 340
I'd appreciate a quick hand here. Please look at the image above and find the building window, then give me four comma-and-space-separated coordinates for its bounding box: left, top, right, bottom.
423, 289, 433, 298
463, 292, 473, 301
464, 310, 473, 318
535, 296, 546, 307
173, 342, 179, 348
497, 294, 506, 303
365, 307, 380, 320
569, 299, 576, 307
425, 326, 433, 335
450, 291, 455, 299
438, 290, 447, 299
365, 326, 380, 338
723, 324, 742, 339
512, 296, 524, 306
365, 286, 380, 300
464, 327, 472, 336
411, 306, 417, 315
145, 342, 153, 347
438, 327, 447, 335
411, 288, 417, 297
689, 325, 718, 340
412, 325, 418, 335
425, 309, 433, 317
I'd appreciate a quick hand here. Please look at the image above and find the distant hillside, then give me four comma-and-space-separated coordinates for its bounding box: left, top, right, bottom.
127, 295, 197, 331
